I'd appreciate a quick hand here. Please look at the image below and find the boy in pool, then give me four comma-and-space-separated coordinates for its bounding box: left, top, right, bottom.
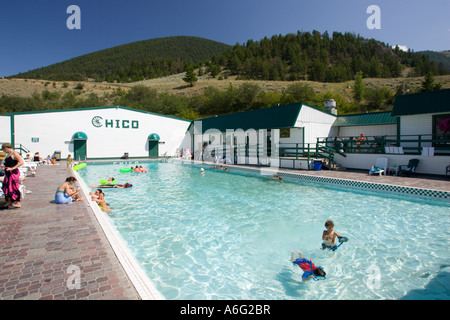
322, 220, 344, 249
290, 250, 326, 282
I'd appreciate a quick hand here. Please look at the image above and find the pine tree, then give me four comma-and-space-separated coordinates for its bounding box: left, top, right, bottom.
421, 72, 442, 92
183, 65, 198, 87
353, 71, 365, 111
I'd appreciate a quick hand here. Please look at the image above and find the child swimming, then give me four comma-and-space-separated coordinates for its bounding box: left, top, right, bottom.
290, 250, 326, 281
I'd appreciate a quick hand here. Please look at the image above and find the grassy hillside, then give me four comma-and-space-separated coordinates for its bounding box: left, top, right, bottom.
2, 73, 450, 118
9, 36, 232, 82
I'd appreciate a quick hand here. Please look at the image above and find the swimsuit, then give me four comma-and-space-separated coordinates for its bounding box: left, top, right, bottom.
55, 184, 73, 204
2, 155, 21, 202
322, 240, 335, 249
293, 258, 318, 279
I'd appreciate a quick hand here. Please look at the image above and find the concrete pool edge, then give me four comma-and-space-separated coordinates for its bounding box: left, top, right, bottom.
73, 170, 164, 300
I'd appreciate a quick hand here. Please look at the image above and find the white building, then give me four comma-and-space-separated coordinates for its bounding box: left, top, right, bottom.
1, 106, 191, 160
333, 89, 450, 175
186, 102, 336, 169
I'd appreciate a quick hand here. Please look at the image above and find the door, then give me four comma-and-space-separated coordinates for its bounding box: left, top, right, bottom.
148, 141, 159, 158
74, 140, 87, 161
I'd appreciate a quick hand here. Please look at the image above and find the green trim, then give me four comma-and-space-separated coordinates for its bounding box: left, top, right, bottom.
2, 105, 191, 123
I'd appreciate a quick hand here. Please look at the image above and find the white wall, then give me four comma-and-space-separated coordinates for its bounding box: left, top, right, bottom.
279, 127, 303, 144
13, 107, 190, 159
0, 115, 11, 144
335, 153, 450, 176
400, 114, 434, 149
295, 105, 336, 144
338, 124, 397, 139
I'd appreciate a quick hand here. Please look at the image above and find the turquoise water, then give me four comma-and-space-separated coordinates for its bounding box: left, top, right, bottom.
78, 161, 450, 300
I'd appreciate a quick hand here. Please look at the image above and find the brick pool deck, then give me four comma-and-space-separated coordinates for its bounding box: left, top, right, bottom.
1, 161, 449, 300
0, 164, 140, 300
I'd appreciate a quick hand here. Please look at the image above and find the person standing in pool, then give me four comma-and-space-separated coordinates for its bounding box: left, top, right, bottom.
322, 220, 344, 249
93, 191, 111, 212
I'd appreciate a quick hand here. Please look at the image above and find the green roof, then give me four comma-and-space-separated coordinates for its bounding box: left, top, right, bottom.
333, 111, 398, 127
392, 89, 450, 116
72, 132, 88, 140
148, 133, 160, 140
191, 102, 308, 133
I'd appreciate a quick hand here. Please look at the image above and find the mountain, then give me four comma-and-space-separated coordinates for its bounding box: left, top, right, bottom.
210, 31, 448, 82
417, 50, 450, 72
8, 32, 448, 84
9, 36, 232, 82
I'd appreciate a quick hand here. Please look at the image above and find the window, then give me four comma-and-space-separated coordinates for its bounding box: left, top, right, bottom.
433, 114, 450, 148
280, 128, 290, 138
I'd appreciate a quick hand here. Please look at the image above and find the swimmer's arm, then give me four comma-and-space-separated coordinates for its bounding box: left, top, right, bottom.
302, 275, 313, 282
322, 230, 328, 240
65, 185, 79, 196
335, 231, 343, 239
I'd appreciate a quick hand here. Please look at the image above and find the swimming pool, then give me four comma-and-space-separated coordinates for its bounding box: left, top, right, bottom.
78, 161, 450, 300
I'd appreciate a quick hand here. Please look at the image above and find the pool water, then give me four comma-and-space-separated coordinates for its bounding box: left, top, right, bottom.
78, 161, 450, 300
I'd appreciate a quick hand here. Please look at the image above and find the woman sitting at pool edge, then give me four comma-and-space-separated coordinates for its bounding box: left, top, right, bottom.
55, 177, 84, 204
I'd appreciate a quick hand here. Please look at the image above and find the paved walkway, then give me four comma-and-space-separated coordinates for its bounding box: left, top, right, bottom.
0, 164, 140, 300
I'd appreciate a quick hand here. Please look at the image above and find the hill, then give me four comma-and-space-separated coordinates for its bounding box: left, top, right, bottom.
9, 36, 232, 82
8, 31, 448, 85
418, 50, 450, 72
209, 31, 448, 82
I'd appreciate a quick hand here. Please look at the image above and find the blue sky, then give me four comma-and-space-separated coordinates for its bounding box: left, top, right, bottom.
1, 0, 449, 77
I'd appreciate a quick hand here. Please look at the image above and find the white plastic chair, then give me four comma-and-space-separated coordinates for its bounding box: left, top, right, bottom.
369, 157, 388, 176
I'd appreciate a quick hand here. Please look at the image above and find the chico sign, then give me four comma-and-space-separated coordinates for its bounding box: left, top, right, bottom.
92, 116, 139, 129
